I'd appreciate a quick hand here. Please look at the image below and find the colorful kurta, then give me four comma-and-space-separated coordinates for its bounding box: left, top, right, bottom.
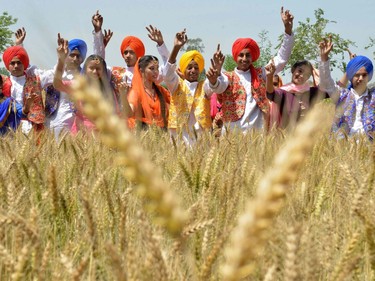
168, 78, 211, 130
332, 88, 375, 139
220, 68, 269, 123
319, 60, 375, 139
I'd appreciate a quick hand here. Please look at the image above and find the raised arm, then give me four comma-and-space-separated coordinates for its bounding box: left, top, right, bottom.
168, 29, 187, 64
146, 25, 165, 47
53, 34, 71, 94
267, 7, 295, 74
146, 25, 170, 65
265, 60, 276, 95
337, 49, 356, 87
162, 29, 188, 93
206, 44, 225, 84
318, 37, 341, 100
92, 10, 108, 59
205, 44, 227, 96
281, 7, 293, 36
15, 27, 26, 46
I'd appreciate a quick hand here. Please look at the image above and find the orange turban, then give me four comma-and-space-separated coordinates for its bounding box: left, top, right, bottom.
232, 38, 260, 63
120, 36, 145, 58
179, 50, 204, 74
2, 46, 30, 70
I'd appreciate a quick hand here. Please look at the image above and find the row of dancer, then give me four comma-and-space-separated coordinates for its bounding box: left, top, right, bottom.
0, 7, 374, 144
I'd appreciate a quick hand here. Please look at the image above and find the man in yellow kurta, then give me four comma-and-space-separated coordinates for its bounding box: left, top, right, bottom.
162, 29, 226, 146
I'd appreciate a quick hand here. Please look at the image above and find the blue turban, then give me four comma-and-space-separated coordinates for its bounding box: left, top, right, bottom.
68, 39, 87, 61
346, 56, 373, 85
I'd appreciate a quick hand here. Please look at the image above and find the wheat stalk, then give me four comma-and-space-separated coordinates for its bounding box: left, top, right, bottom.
70, 77, 187, 238
221, 105, 332, 281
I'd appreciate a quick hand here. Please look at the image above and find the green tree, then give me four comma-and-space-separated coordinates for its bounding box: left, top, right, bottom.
253, 30, 273, 68
0, 12, 17, 74
223, 55, 236, 72
276, 8, 355, 72
365, 37, 375, 60
0, 12, 17, 60
181, 38, 205, 53
0, 68, 9, 75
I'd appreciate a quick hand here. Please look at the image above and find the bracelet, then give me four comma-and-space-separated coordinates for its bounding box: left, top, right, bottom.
210, 79, 220, 89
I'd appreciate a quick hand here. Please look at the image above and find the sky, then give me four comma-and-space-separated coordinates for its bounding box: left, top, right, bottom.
2, 0, 375, 81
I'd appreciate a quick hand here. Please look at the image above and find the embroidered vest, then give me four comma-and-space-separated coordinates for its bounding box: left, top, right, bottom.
220, 68, 269, 123
23, 74, 45, 124
333, 88, 375, 139
168, 78, 212, 129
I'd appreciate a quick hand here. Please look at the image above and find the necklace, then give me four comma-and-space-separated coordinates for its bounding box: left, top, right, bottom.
144, 86, 156, 101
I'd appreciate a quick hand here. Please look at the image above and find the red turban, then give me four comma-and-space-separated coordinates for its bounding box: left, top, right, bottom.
232, 38, 260, 63
120, 36, 145, 59
2, 46, 30, 70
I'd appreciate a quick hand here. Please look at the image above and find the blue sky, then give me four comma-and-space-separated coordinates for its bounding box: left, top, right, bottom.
2, 0, 375, 81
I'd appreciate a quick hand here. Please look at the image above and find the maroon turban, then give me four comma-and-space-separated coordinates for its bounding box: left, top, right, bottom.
2, 46, 30, 70
232, 38, 260, 63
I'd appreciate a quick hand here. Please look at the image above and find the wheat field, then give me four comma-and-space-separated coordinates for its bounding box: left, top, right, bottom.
0, 79, 374, 280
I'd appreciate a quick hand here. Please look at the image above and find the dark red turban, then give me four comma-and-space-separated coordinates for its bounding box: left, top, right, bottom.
232, 38, 260, 63
2, 46, 30, 70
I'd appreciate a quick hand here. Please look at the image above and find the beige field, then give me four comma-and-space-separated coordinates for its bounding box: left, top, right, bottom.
0, 79, 374, 280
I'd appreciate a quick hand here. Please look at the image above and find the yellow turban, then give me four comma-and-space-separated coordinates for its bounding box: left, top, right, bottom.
179, 50, 204, 74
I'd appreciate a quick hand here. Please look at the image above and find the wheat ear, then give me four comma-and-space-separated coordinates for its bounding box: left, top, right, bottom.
71, 77, 187, 238
221, 105, 332, 281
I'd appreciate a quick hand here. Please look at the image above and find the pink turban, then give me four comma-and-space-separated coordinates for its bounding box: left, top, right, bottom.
179, 50, 205, 74
120, 36, 145, 58
2, 46, 30, 70
232, 38, 260, 63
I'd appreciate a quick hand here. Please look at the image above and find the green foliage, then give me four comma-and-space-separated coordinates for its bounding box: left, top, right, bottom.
223, 55, 236, 72
0, 12, 17, 62
182, 38, 205, 53
253, 30, 273, 68
365, 37, 375, 61
276, 8, 355, 72
0, 67, 9, 76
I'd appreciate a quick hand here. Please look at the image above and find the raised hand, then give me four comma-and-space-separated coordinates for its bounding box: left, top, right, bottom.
169, 28, 188, 64
265, 59, 276, 77
206, 60, 221, 85
206, 44, 225, 85
281, 7, 294, 35
265, 59, 277, 93
92, 10, 103, 33
146, 25, 164, 46
57, 33, 69, 62
311, 66, 320, 87
103, 29, 113, 47
319, 36, 333, 62
15, 27, 26, 45
118, 77, 131, 94
347, 49, 357, 60
212, 44, 225, 73
23, 92, 38, 115
174, 29, 188, 48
